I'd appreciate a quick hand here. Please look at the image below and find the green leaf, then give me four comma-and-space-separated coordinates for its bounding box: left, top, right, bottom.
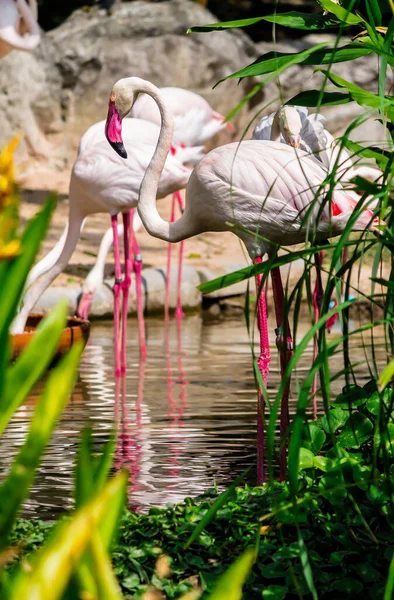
313, 455, 332, 471
8, 472, 127, 600
299, 448, 315, 470
302, 423, 326, 453
334, 384, 367, 408
379, 358, 394, 389
384, 552, 394, 600
298, 528, 318, 600
229, 44, 371, 81
337, 413, 373, 448
316, 69, 394, 116
206, 547, 256, 600
319, 407, 349, 433
0, 195, 56, 339
262, 585, 287, 600
187, 12, 340, 33
343, 139, 390, 169
287, 90, 352, 107
0, 300, 68, 436
223, 42, 329, 81
366, 389, 394, 415
0, 342, 82, 550
184, 468, 249, 549
318, 0, 362, 23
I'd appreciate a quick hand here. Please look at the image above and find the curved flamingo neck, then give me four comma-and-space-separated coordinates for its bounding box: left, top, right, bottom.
270, 111, 281, 142
134, 80, 197, 243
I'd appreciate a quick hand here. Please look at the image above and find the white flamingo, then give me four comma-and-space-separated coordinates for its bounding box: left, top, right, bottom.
0, 0, 40, 59
104, 77, 381, 482
131, 86, 234, 318
253, 105, 383, 415
12, 117, 197, 376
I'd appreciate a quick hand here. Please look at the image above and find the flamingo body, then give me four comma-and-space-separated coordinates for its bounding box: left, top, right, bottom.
131, 87, 228, 146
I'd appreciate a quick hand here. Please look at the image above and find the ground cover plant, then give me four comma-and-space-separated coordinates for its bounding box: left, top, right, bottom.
8, 381, 394, 598
3, 0, 394, 598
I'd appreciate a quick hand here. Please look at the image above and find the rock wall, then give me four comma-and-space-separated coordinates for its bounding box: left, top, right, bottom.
0, 0, 258, 174
0, 0, 388, 182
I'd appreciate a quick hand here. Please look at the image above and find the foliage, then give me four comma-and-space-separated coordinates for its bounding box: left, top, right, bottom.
6, 378, 394, 598
0, 140, 127, 598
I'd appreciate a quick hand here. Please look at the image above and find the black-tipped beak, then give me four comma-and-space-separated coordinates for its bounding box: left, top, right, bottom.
108, 140, 128, 159
105, 96, 127, 159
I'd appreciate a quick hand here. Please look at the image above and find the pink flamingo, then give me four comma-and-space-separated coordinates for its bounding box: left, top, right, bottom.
131, 86, 234, 318
105, 77, 381, 482
254, 106, 383, 416
12, 116, 195, 376
0, 0, 40, 59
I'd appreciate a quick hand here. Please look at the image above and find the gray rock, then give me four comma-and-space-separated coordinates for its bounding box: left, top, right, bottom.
31, 264, 202, 318
1, 0, 259, 162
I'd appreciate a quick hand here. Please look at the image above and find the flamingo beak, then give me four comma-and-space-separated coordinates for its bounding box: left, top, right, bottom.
288, 136, 301, 149
77, 291, 93, 321
105, 95, 127, 159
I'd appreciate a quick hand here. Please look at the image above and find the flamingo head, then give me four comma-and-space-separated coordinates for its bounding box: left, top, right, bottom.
77, 291, 93, 321
105, 78, 140, 159
278, 106, 302, 149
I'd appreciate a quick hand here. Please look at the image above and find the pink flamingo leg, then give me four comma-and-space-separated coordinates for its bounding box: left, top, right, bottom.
311, 251, 324, 418
130, 209, 147, 358
120, 211, 132, 375
164, 194, 177, 320
254, 257, 270, 485
111, 213, 123, 378
270, 266, 293, 482
175, 191, 185, 320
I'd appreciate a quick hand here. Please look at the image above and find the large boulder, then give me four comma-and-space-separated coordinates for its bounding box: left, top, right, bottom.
0, 0, 259, 170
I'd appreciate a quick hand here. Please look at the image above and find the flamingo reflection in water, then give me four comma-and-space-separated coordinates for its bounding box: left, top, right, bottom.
113, 319, 189, 510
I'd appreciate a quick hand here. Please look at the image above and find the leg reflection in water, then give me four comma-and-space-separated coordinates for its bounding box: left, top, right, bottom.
113, 318, 190, 509
114, 362, 145, 512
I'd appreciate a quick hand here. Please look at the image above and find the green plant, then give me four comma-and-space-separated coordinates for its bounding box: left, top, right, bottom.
0, 140, 127, 598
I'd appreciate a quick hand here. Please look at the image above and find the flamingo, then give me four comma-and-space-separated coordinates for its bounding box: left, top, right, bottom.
104, 77, 381, 482
76, 145, 204, 322
0, 0, 40, 59
131, 86, 234, 318
12, 116, 197, 376
253, 106, 383, 415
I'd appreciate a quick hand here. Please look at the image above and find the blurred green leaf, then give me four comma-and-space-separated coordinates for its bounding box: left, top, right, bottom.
379, 359, 394, 389
7, 472, 127, 600
262, 585, 287, 599
206, 547, 256, 600
0, 342, 82, 550
299, 448, 315, 470
0, 195, 56, 340
0, 301, 68, 436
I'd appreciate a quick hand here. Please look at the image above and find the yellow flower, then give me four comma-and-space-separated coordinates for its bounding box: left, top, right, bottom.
260, 525, 272, 535
0, 239, 21, 259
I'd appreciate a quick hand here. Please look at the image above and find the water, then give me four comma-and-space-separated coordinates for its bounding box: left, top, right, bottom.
0, 315, 388, 519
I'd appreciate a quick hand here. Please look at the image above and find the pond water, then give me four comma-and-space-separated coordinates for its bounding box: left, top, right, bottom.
1, 314, 388, 519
